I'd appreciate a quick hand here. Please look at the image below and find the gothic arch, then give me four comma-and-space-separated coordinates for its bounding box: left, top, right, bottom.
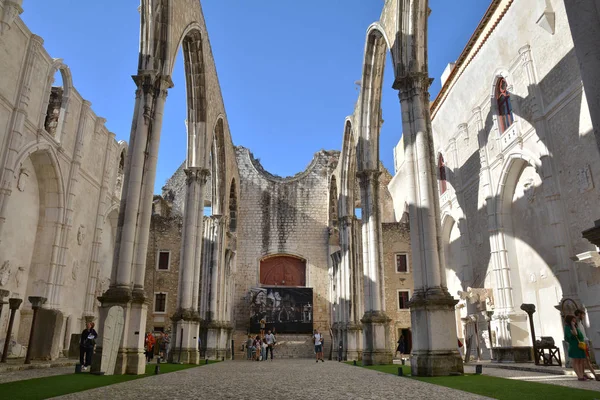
211, 117, 226, 215
357, 25, 389, 171
39, 59, 73, 142
339, 118, 357, 216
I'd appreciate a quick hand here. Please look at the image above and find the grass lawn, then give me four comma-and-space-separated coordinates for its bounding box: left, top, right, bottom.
346, 362, 600, 400
0, 361, 219, 400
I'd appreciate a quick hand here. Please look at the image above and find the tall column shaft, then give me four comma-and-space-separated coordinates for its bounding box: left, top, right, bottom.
394, 70, 463, 376
209, 215, 223, 320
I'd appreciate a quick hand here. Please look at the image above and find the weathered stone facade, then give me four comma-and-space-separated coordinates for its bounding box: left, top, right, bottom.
0, 1, 124, 359
389, 0, 600, 362
144, 197, 182, 332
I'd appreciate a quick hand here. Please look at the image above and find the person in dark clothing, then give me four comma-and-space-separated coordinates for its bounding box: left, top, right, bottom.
79, 322, 98, 371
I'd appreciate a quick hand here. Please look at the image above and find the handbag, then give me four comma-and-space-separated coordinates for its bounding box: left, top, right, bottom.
578, 339, 587, 351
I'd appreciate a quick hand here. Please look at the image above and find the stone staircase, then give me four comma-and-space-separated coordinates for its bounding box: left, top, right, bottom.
233, 332, 320, 359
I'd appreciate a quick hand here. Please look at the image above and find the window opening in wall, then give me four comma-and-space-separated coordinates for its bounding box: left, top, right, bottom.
153, 326, 165, 333
204, 206, 212, 216
44, 70, 64, 137
496, 77, 514, 133
157, 251, 170, 270
355, 207, 362, 220
398, 290, 410, 310
438, 153, 447, 194
395, 254, 408, 273
154, 293, 167, 313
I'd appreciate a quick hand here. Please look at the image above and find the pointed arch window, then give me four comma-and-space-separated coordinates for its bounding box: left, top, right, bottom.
496, 77, 514, 133
438, 154, 447, 194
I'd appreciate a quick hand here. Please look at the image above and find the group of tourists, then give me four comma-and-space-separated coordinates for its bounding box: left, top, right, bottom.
145, 331, 170, 362
565, 309, 599, 381
246, 328, 277, 361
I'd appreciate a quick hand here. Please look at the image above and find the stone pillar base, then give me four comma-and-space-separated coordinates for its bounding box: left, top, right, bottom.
361, 311, 392, 366
205, 323, 229, 360
410, 289, 464, 376
346, 323, 362, 361
411, 351, 464, 376
170, 314, 200, 364
91, 288, 147, 375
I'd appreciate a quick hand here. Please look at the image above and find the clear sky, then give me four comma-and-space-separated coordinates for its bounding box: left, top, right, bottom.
21, 0, 490, 193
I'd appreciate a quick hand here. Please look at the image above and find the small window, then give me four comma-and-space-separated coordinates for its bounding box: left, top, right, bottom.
398, 291, 410, 310
157, 251, 170, 270
438, 154, 447, 194
395, 254, 408, 273
153, 326, 165, 333
496, 77, 514, 133
154, 293, 167, 313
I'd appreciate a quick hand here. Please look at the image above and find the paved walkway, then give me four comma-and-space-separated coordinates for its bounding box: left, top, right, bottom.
53, 360, 490, 400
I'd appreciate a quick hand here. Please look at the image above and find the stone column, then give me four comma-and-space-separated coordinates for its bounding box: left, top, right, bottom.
357, 169, 392, 365
1, 298, 22, 363
24, 296, 46, 364
97, 73, 170, 375
340, 216, 355, 360
172, 167, 208, 364
206, 215, 226, 360
393, 71, 463, 375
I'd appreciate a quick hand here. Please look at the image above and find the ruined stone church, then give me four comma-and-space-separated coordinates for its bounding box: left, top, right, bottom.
1, 0, 600, 377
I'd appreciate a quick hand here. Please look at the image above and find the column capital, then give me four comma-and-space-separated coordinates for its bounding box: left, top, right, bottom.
184, 167, 210, 185
392, 72, 433, 93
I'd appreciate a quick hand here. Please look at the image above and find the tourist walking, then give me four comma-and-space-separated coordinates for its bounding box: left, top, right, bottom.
395, 335, 405, 357
254, 335, 262, 361
261, 338, 267, 361
575, 309, 599, 380
565, 314, 588, 380
79, 322, 98, 371
265, 329, 275, 361
313, 329, 324, 362
260, 319, 266, 337
246, 335, 254, 360
145, 332, 156, 362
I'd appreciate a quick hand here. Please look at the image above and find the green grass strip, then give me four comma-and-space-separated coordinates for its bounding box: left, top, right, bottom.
346, 362, 600, 400
0, 361, 219, 400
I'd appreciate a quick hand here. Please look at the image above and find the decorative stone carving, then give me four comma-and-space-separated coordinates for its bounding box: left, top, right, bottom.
15, 266, 25, 288
17, 168, 29, 192
0, 261, 11, 286
71, 261, 79, 281
77, 225, 85, 245
523, 178, 536, 203
457, 287, 494, 310
577, 164, 594, 193
0, 0, 24, 36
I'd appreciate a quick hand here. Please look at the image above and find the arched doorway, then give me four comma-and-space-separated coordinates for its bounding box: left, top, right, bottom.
260, 255, 306, 287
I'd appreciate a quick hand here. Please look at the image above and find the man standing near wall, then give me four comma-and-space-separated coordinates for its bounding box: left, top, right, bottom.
265, 330, 275, 361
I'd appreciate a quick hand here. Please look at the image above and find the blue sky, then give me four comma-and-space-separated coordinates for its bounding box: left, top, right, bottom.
22, 1, 490, 193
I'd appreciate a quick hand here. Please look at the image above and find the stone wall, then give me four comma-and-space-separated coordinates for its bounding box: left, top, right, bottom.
0, 5, 123, 357
382, 222, 412, 344
144, 206, 183, 332
233, 147, 336, 335
389, 0, 600, 356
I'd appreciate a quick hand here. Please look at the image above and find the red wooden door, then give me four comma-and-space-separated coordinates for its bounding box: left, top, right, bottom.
260, 255, 306, 286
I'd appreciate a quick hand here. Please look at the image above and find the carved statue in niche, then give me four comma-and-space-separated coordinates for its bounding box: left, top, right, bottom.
523, 178, 536, 203
77, 225, 85, 246
115, 174, 123, 195
0, 261, 10, 286
17, 168, 29, 192
15, 266, 25, 288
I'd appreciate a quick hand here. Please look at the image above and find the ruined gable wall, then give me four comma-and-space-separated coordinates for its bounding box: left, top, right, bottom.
233, 147, 336, 333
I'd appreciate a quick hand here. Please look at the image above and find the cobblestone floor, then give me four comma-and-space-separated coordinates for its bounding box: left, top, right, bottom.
464, 364, 600, 391
0, 366, 72, 384
53, 360, 490, 400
